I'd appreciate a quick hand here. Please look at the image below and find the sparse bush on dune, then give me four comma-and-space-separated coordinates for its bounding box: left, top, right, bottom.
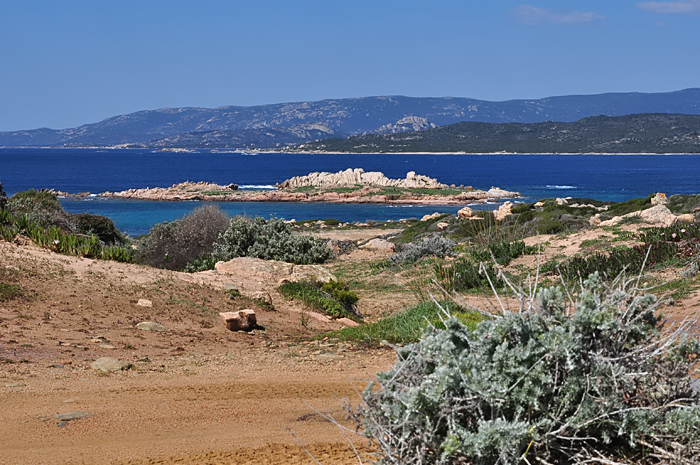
136, 204, 229, 270
211, 216, 332, 265
360, 272, 700, 465
6, 189, 73, 230
390, 233, 456, 265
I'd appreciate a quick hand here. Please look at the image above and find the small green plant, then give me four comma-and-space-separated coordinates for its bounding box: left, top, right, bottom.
435, 259, 505, 292
0, 283, 21, 301
468, 240, 537, 266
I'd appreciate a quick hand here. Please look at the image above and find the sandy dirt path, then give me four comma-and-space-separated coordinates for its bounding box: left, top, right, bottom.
0, 240, 395, 464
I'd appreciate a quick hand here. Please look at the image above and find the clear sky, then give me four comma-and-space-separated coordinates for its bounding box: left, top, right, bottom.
1, 0, 699, 131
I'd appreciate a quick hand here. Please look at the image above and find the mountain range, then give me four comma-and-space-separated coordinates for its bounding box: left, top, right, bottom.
1, 89, 700, 149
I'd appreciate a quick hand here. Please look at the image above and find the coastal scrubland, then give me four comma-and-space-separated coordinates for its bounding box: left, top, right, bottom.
2, 183, 700, 464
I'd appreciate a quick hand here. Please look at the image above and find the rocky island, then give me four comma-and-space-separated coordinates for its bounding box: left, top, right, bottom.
77, 169, 521, 205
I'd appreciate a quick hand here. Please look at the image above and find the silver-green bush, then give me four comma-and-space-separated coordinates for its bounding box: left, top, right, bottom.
212, 216, 332, 265
361, 273, 700, 464
390, 233, 456, 266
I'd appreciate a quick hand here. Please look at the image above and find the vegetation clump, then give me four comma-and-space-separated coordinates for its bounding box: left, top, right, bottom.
328, 300, 482, 346
0, 188, 133, 262
390, 234, 456, 266
360, 273, 700, 464
210, 216, 332, 266
136, 204, 229, 270
278, 280, 359, 320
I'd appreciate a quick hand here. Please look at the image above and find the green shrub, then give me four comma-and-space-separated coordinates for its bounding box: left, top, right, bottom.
0, 183, 7, 210
321, 281, 359, 307
7, 189, 71, 230
390, 234, 456, 266
0, 283, 21, 301
394, 214, 450, 244
469, 240, 537, 266
361, 273, 700, 464
212, 216, 332, 265
136, 204, 229, 270
72, 213, 125, 245
435, 259, 507, 292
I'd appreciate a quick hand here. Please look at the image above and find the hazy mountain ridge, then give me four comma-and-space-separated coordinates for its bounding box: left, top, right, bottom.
2, 89, 700, 148
293, 114, 700, 154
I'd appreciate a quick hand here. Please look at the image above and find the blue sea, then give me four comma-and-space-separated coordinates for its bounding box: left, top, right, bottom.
1, 148, 699, 236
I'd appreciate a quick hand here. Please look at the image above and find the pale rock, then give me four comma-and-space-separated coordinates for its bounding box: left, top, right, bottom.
651, 193, 668, 206
436, 221, 450, 231
638, 205, 679, 227
278, 168, 449, 190
534, 201, 544, 208
457, 206, 473, 218
220, 309, 257, 332
361, 238, 396, 252
556, 198, 568, 206
600, 205, 681, 227
589, 214, 602, 227
421, 212, 442, 221
136, 299, 152, 307
493, 201, 514, 221
485, 187, 520, 198
677, 214, 695, 223
90, 357, 132, 373
337, 317, 360, 327
136, 321, 165, 332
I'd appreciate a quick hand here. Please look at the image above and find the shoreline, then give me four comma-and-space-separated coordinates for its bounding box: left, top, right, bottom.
57, 181, 522, 206
2, 146, 700, 155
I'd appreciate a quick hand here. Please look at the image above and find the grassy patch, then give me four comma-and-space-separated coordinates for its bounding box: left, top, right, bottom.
648, 276, 700, 301
0, 283, 21, 301
278, 281, 359, 320
324, 300, 483, 346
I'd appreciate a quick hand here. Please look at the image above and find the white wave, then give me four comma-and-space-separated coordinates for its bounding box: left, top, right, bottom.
89, 194, 98, 197
239, 185, 277, 190
545, 185, 577, 189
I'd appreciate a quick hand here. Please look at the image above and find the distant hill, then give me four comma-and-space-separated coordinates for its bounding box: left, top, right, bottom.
291, 114, 700, 154
2, 89, 700, 148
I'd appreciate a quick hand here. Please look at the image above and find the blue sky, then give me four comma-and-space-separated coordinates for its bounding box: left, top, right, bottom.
1, 0, 699, 131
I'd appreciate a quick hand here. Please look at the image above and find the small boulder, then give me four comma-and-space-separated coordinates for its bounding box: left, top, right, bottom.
90, 357, 132, 373
556, 198, 568, 206
457, 206, 473, 218
360, 238, 396, 252
220, 309, 257, 332
421, 212, 442, 222
136, 299, 152, 307
589, 214, 602, 227
337, 317, 360, 327
493, 201, 514, 221
638, 205, 678, 227
136, 321, 165, 332
678, 213, 695, 223
436, 221, 449, 231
